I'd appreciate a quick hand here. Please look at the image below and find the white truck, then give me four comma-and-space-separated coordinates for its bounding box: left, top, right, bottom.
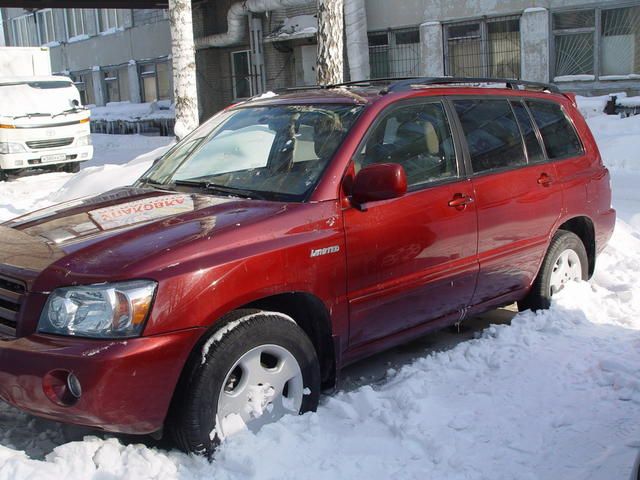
0, 47, 92, 179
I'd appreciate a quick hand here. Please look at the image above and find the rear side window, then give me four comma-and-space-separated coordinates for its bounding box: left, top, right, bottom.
453, 99, 526, 173
526, 100, 583, 160
510, 101, 545, 163
356, 102, 458, 188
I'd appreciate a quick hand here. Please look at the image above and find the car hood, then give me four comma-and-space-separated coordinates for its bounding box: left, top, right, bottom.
1, 187, 293, 290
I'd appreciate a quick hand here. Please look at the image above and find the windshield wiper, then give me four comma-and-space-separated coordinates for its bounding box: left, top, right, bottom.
173, 180, 266, 200
11, 112, 51, 119
52, 107, 87, 118
139, 177, 174, 190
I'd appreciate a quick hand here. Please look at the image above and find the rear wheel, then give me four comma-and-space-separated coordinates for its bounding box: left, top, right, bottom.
518, 230, 588, 311
167, 309, 321, 456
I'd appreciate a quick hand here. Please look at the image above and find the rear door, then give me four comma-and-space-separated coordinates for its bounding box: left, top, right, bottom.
344, 99, 478, 348
450, 97, 563, 306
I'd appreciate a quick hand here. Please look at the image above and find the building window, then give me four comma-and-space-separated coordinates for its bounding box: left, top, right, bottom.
601, 6, 640, 77
368, 28, 420, 79
36, 9, 56, 45
444, 16, 521, 79
231, 50, 253, 99
553, 5, 640, 81
140, 61, 172, 102
11, 14, 38, 47
96, 9, 124, 33
71, 71, 95, 105
103, 66, 130, 103
65, 9, 89, 39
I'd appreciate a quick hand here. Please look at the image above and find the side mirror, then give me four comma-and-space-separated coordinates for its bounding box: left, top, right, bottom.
71, 99, 80, 108
351, 163, 407, 209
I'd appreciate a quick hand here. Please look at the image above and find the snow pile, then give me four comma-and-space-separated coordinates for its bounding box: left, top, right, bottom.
0, 102, 639, 479
90, 101, 175, 122
265, 15, 318, 41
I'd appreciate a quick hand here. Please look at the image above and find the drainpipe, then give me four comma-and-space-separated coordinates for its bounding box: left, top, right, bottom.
195, 0, 312, 49
344, 0, 370, 81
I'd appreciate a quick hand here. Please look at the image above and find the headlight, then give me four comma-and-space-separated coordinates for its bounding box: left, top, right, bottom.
0, 142, 26, 154
38, 280, 157, 338
76, 135, 92, 147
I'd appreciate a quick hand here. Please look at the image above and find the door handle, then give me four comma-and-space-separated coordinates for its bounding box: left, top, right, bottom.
448, 193, 474, 210
537, 173, 553, 187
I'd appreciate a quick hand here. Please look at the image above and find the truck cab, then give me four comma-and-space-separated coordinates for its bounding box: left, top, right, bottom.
0, 76, 93, 178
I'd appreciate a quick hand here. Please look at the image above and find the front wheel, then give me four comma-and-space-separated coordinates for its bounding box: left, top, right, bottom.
518, 230, 588, 312
167, 309, 321, 456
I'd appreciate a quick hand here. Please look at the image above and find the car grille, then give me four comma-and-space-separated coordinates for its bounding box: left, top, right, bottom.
0, 276, 26, 338
26, 138, 74, 150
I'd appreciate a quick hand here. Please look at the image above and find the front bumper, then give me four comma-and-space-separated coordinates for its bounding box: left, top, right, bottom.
0, 145, 93, 170
0, 328, 203, 434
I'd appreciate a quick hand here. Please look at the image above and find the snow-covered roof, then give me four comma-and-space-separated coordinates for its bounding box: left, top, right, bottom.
264, 15, 318, 43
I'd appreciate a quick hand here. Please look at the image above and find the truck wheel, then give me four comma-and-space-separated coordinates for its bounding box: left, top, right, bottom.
63, 162, 80, 174
168, 309, 321, 456
518, 230, 588, 312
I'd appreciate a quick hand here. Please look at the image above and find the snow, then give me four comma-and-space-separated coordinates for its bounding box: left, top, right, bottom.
67, 34, 89, 44
0, 99, 639, 478
265, 14, 318, 41
90, 101, 175, 122
523, 7, 547, 13
554, 74, 596, 82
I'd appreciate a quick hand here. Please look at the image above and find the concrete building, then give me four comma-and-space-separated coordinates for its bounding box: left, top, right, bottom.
1, 1, 638, 123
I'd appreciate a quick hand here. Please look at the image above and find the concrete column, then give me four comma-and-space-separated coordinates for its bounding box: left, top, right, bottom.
420, 21, 444, 77
91, 66, 106, 106
521, 8, 550, 83
127, 60, 142, 103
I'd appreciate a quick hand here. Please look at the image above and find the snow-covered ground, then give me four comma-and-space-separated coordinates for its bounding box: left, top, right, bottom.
0, 101, 640, 479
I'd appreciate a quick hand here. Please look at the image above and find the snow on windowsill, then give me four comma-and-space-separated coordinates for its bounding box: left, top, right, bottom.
67, 34, 90, 44
599, 74, 640, 81
553, 74, 596, 82
99, 27, 125, 37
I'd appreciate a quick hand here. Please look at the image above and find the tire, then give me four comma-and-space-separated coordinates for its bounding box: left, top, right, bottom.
167, 309, 321, 456
63, 162, 81, 174
518, 229, 588, 312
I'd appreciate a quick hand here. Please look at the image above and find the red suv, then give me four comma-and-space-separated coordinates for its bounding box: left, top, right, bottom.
0, 78, 615, 455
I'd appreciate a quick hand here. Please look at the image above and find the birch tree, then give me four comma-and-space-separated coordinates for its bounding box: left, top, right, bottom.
168, 0, 199, 140
316, 0, 344, 85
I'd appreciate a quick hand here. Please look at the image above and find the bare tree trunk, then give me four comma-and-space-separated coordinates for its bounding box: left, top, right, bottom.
345, 0, 370, 81
168, 0, 199, 140
316, 0, 344, 85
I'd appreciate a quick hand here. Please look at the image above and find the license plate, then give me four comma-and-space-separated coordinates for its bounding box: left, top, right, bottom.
41, 154, 66, 163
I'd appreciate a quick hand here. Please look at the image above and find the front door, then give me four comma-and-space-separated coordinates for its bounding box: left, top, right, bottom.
344, 100, 478, 348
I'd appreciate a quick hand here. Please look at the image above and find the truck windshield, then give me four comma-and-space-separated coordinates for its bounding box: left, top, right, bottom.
0, 81, 81, 118
140, 104, 363, 201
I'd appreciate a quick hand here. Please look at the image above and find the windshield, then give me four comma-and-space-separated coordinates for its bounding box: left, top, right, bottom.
140, 104, 362, 201
0, 81, 82, 118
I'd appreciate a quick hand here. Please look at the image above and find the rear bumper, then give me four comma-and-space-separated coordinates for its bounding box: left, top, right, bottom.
0, 146, 93, 170
0, 328, 203, 434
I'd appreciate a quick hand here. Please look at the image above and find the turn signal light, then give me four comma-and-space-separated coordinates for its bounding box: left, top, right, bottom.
79, 117, 90, 124
0, 124, 15, 129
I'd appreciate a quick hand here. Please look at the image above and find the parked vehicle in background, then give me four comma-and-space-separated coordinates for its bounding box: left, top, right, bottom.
0, 47, 92, 179
0, 77, 615, 456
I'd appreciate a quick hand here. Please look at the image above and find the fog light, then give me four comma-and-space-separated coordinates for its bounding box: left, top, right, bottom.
43, 369, 81, 406
67, 373, 82, 398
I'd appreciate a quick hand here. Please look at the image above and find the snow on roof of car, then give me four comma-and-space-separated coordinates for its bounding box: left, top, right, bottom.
0, 75, 74, 85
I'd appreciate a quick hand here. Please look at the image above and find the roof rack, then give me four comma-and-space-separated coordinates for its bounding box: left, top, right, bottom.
280, 76, 560, 94
382, 77, 560, 93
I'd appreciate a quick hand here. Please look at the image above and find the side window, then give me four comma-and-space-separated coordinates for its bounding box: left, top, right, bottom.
510, 101, 545, 163
356, 102, 458, 187
453, 99, 526, 173
526, 100, 583, 160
